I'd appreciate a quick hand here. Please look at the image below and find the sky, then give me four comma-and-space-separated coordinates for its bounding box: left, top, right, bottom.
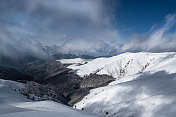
117, 0, 176, 37
0, 0, 176, 58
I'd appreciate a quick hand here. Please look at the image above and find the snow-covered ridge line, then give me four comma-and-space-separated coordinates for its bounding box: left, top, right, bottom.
68, 52, 176, 79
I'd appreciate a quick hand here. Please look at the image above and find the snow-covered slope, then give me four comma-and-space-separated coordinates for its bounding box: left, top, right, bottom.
58, 58, 91, 64
73, 52, 176, 117
69, 52, 176, 81
0, 79, 100, 117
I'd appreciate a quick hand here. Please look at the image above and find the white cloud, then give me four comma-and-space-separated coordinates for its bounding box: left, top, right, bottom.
57, 36, 115, 56
121, 13, 176, 53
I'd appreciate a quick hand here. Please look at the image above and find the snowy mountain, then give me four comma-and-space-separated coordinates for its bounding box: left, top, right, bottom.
69, 52, 176, 81
0, 79, 100, 117
1, 52, 176, 117
68, 52, 176, 117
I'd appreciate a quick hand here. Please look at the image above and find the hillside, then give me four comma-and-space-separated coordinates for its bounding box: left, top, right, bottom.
0, 79, 100, 117
71, 52, 176, 117
1, 52, 176, 117
69, 52, 176, 81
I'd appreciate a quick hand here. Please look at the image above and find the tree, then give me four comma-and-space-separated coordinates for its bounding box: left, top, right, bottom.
31, 96, 35, 100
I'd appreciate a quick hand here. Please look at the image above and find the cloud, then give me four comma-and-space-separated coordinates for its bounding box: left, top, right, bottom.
121, 13, 176, 53
57, 13, 176, 56
0, 0, 175, 57
0, 0, 119, 56
0, 28, 49, 59
56, 36, 116, 56
0, 0, 119, 44
28, 0, 102, 23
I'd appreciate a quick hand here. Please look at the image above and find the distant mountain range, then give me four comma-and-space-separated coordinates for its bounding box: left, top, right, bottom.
43, 45, 117, 59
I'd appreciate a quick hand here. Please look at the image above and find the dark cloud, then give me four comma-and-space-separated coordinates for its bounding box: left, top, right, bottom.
0, 0, 119, 43
0, 0, 119, 58
0, 28, 49, 59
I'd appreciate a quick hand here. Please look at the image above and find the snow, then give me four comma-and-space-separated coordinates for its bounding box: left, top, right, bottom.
74, 52, 176, 117
1, 52, 176, 117
58, 58, 91, 64
0, 79, 100, 117
68, 52, 176, 79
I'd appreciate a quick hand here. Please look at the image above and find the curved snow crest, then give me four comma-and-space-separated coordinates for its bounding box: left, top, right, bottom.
68, 52, 176, 79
